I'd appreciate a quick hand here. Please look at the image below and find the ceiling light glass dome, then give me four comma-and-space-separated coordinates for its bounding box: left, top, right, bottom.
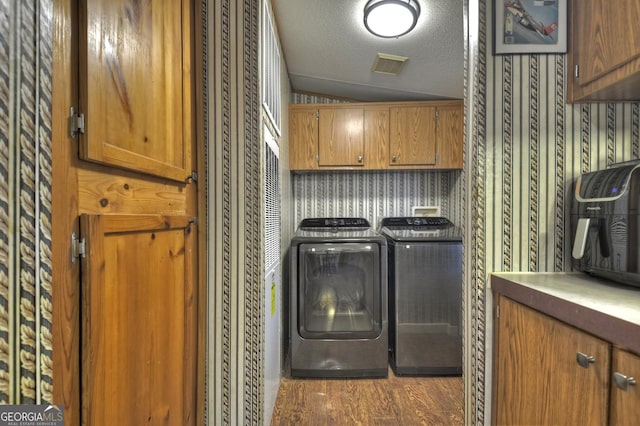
364, 0, 421, 38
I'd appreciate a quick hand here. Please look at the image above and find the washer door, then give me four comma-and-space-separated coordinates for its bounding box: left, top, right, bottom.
297, 243, 382, 339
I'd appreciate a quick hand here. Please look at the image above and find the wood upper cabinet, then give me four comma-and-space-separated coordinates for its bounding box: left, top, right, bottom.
610, 348, 640, 426
389, 105, 436, 166
435, 105, 463, 169
79, 0, 192, 182
568, 0, 640, 102
318, 107, 365, 167
288, 101, 462, 171
493, 296, 610, 425
363, 107, 390, 169
289, 108, 319, 170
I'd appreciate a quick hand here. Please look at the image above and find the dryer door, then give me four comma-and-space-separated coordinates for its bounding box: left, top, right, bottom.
297, 243, 382, 339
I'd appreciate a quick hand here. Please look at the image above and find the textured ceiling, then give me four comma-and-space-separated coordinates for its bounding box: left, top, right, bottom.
271, 0, 464, 102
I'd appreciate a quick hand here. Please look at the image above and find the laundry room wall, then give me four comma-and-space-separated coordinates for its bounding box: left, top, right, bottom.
290, 94, 466, 230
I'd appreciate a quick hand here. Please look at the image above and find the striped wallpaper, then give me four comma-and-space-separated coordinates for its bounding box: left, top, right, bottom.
1, 0, 54, 404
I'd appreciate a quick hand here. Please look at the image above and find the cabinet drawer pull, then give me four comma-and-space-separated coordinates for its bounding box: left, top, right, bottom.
613, 372, 637, 391
576, 352, 595, 368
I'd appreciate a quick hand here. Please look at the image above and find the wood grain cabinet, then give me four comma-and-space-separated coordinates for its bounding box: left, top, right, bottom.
492, 296, 610, 425
493, 294, 640, 425
289, 100, 462, 171
610, 348, 640, 426
389, 105, 436, 166
318, 107, 365, 167
567, 0, 640, 102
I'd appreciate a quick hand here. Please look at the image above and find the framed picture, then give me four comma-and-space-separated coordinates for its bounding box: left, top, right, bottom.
494, 0, 567, 54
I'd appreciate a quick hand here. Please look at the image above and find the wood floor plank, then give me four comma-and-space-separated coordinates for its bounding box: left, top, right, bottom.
270, 370, 463, 425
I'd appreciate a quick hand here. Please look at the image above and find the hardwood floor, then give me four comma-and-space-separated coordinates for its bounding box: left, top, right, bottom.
270, 369, 464, 425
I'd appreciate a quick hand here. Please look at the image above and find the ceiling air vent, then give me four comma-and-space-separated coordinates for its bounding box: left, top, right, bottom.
371, 53, 409, 75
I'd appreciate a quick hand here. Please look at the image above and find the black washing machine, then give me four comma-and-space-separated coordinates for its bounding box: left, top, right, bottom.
290, 218, 388, 378
379, 217, 462, 376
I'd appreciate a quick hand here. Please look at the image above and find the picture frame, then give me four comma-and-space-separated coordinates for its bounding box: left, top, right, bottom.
494, 0, 567, 55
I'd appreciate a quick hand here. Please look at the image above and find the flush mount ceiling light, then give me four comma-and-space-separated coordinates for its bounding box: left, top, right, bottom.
364, 0, 421, 38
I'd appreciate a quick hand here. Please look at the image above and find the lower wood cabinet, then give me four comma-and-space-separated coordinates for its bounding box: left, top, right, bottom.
610, 348, 640, 426
493, 296, 609, 425
493, 294, 640, 425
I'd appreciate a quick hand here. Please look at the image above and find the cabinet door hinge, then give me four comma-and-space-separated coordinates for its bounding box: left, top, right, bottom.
574, 65, 579, 79
187, 171, 198, 183
68, 107, 85, 138
71, 232, 86, 263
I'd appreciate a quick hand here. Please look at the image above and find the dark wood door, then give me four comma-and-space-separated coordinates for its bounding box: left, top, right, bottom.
78, 0, 192, 182
80, 214, 196, 425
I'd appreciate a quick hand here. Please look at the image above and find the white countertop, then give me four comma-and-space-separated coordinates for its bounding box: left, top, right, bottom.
490, 272, 640, 354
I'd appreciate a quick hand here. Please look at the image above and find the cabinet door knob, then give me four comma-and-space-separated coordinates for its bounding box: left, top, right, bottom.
576, 352, 596, 368
613, 372, 637, 391
358, 155, 363, 163
391, 155, 397, 163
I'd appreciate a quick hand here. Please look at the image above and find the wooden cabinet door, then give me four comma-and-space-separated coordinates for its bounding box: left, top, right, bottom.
493, 297, 610, 425
610, 348, 640, 426
569, 0, 640, 101
573, 0, 640, 87
289, 108, 318, 170
80, 214, 196, 426
318, 108, 364, 167
79, 0, 192, 182
435, 105, 463, 169
363, 107, 389, 170
389, 106, 436, 166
